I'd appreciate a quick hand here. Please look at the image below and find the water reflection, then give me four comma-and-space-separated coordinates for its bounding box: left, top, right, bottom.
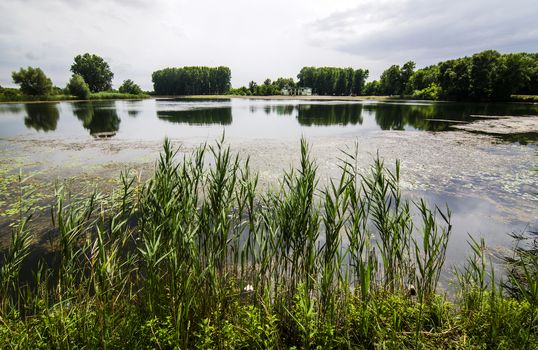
272, 105, 295, 116
297, 104, 363, 126
157, 108, 232, 125
72, 102, 121, 137
365, 102, 538, 131
2, 99, 538, 142
24, 103, 59, 132
367, 104, 437, 131
0, 104, 24, 114
127, 110, 140, 118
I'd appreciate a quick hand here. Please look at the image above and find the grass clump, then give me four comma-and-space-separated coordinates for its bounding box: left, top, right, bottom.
89, 91, 149, 100
511, 95, 538, 102
0, 138, 536, 348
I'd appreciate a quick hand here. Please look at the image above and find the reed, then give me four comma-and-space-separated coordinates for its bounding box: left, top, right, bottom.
0, 138, 535, 348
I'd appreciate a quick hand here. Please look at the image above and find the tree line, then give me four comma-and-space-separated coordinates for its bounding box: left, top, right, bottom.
229, 67, 369, 97
367, 50, 538, 101
3, 50, 538, 101
228, 78, 296, 96
152, 66, 231, 95
297, 67, 369, 96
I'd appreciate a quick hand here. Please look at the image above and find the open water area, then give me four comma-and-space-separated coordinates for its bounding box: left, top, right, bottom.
0, 98, 536, 277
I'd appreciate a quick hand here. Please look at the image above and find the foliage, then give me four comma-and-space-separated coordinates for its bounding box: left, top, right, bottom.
364, 80, 380, 95
118, 79, 143, 95
11, 67, 53, 96
228, 77, 297, 96
89, 91, 148, 100
248, 80, 257, 94
254, 80, 281, 95
66, 74, 91, 99
227, 86, 251, 96
379, 61, 415, 96
274, 77, 296, 90
511, 95, 538, 102
412, 83, 441, 100
412, 51, 538, 101
152, 66, 231, 95
0, 87, 23, 101
70, 53, 114, 92
297, 66, 369, 95
366, 50, 538, 101
503, 231, 538, 306
0, 139, 536, 348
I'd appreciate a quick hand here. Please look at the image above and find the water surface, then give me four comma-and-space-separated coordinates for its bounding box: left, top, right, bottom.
0, 98, 536, 266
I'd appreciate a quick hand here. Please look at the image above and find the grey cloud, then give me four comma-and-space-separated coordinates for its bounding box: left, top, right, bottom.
25, 52, 40, 60
307, 0, 538, 64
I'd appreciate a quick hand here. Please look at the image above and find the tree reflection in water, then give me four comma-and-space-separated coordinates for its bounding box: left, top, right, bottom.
72, 102, 121, 137
24, 103, 60, 132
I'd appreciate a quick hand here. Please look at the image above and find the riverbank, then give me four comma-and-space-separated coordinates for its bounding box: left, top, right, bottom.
0, 92, 149, 104
2, 93, 538, 104
173, 94, 397, 101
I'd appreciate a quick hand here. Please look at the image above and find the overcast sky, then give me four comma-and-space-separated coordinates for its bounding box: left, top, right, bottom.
1, 0, 537, 90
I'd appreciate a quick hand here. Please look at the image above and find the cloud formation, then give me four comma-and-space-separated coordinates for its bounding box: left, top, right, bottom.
0, 0, 536, 90
307, 0, 538, 64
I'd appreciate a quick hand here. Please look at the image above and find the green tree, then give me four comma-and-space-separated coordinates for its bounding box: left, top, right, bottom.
352, 69, 369, 95
379, 65, 403, 95
248, 81, 258, 94
118, 79, 143, 95
67, 74, 91, 99
409, 65, 439, 92
364, 80, 380, 95
297, 66, 368, 95
438, 57, 471, 100
152, 66, 231, 95
274, 77, 296, 89
469, 50, 501, 100
401, 61, 416, 95
12, 67, 53, 95
493, 53, 533, 99
71, 53, 114, 92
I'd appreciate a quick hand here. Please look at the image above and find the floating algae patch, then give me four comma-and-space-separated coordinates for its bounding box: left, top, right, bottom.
1, 126, 536, 260
452, 115, 538, 142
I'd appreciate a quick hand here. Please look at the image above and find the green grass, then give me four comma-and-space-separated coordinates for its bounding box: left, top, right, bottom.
0, 93, 77, 103
511, 95, 538, 102
0, 90, 149, 103
0, 138, 536, 349
89, 91, 149, 100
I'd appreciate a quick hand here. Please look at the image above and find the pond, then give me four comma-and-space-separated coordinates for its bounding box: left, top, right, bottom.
0, 98, 537, 274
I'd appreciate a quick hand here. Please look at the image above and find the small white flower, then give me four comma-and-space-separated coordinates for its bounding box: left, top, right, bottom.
243, 284, 254, 292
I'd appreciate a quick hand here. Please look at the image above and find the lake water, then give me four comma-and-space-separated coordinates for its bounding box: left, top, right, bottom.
1, 98, 538, 141
0, 98, 537, 272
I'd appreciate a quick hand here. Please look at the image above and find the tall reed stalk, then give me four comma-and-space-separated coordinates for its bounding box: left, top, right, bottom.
0, 137, 533, 348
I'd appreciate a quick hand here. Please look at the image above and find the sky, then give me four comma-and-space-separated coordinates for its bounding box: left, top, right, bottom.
1, 0, 537, 90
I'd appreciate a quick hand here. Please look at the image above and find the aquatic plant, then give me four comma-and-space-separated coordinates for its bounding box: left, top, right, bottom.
0, 138, 535, 348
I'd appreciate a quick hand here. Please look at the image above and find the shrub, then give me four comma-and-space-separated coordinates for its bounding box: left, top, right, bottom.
118, 79, 143, 95
11, 67, 53, 95
412, 83, 441, 100
67, 74, 91, 99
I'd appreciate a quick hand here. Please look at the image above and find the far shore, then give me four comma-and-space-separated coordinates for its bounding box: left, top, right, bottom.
1, 94, 537, 104
0, 94, 395, 104
172, 94, 397, 101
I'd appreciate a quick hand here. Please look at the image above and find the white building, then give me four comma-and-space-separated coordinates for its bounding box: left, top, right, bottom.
281, 86, 312, 96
